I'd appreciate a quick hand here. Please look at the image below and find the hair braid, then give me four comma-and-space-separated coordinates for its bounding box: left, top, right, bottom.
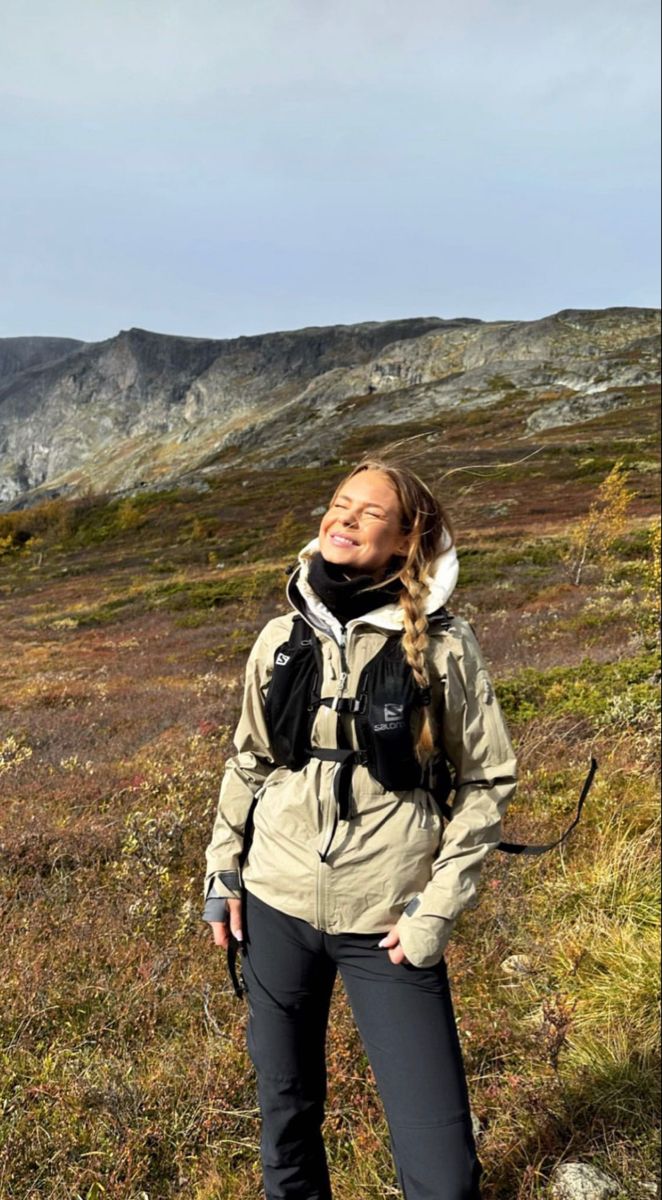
399, 566, 436, 764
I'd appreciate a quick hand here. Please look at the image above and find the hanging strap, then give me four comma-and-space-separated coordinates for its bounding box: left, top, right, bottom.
497, 755, 598, 855
433, 756, 598, 855
227, 934, 245, 1000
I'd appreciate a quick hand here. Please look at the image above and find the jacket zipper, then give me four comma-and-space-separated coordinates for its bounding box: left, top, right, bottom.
336, 627, 352, 694
316, 627, 352, 930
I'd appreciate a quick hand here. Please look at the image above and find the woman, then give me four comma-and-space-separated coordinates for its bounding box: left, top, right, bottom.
202, 457, 518, 1200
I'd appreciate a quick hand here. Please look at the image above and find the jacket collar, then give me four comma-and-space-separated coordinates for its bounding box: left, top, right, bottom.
285, 536, 459, 641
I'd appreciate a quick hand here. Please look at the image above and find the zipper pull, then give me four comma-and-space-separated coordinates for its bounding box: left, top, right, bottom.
332, 671, 349, 710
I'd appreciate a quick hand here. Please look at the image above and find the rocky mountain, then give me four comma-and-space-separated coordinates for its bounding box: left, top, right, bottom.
0, 307, 659, 511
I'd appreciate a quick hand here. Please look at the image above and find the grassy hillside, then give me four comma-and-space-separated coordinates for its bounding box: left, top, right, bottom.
0, 413, 660, 1199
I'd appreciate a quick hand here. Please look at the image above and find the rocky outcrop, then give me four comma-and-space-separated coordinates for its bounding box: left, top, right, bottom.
0, 308, 658, 510
0, 336, 85, 387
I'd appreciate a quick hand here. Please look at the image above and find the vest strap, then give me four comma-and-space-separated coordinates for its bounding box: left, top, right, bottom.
318, 695, 368, 715
308, 746, 369, 860
497, 756, 598, 856
227, 934, 245, 1000
437, 758, 598, 855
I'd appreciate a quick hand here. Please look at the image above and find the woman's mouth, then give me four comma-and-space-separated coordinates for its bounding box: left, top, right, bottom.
330, 533, 357, 547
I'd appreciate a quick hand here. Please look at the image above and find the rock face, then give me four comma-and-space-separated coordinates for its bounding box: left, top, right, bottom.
0, 336, 85, 385
0, 307, 658, 510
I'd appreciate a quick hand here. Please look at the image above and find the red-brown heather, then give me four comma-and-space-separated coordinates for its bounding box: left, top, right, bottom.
0, 387, 660, 1198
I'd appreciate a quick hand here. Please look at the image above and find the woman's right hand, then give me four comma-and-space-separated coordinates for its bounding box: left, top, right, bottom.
209, 898, 243, 948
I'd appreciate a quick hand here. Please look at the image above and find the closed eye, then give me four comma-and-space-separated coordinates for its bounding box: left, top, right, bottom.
331, 502, 384, 518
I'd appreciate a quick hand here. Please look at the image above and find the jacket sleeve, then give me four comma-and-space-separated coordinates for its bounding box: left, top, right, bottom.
202, 626, 277, 913
396, 620, 518, 968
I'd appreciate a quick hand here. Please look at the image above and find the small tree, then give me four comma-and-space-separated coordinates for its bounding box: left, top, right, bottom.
637, 519, 661, 644
272, 511, 304, 557
564, 460, 635, 586
115, 498, 146, 533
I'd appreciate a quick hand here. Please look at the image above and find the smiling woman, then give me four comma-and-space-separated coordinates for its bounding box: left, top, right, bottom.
202, 454, 518, 1200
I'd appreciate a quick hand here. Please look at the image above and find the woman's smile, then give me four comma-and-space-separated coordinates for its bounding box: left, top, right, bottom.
329, 532, 358, 547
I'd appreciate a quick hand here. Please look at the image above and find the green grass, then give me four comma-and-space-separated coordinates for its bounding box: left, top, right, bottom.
495, 650, 659, 725
0, 437, 660, 1199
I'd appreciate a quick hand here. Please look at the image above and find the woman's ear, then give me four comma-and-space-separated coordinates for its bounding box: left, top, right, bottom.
393, 531, 412, 558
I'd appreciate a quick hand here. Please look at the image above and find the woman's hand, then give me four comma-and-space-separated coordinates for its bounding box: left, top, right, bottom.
209, 898, 243, 949
378, 927, 410, 965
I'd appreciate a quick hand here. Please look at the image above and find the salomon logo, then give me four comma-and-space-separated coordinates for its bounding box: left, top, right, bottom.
384, 703, 404, 721
276, 652, 290, 666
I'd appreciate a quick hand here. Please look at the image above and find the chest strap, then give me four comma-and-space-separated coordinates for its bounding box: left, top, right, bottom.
318, 695, 367, 715
310, 676, 430, 860
306, 745, 369, 861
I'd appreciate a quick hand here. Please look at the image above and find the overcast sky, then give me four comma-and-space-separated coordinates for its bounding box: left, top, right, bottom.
1, 0, 659, 343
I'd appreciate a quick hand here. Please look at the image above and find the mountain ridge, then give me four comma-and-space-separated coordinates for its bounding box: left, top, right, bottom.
0, 306, 658, 511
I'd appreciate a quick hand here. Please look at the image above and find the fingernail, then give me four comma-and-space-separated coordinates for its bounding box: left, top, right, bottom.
235, 932, 243, 942
377, 938, 387, 948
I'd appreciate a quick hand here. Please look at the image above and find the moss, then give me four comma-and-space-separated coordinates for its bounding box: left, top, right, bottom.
40, 566, 286, 627
555, 608, 624, 636
457, 538, 568, 585
609, 526, 659, 558
497, 651, 659, 725
485, 373, 516, 391
145, 567, 285, 612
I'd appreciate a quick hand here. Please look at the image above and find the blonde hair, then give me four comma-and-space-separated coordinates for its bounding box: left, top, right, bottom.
319, 455, 456, 767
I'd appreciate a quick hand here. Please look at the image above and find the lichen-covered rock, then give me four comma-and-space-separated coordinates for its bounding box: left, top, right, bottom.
500, 954, 534, 978
550, 1161, 620, 1199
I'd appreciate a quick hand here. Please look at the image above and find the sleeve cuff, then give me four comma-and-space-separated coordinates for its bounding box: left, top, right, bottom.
396, 896, 457, 968
201, 895, 229, 924
203, 869, 243, 901
201, 872, 243, 924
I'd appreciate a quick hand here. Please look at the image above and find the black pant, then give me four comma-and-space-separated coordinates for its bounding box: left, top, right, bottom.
241, 889, 483, 1200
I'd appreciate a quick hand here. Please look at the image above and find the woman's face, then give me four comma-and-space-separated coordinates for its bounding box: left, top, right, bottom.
318, 469, 411, 579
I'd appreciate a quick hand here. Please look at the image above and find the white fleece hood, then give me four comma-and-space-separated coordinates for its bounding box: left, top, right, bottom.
286, 534, 459, 641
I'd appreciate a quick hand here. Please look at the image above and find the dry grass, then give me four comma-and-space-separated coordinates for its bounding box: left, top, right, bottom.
0, 455, 659, 1199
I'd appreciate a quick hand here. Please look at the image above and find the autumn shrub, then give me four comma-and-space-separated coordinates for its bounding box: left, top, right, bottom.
563, 459, 636, 586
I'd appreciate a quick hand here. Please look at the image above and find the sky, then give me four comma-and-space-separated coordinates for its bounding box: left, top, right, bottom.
1, 0, 660, 343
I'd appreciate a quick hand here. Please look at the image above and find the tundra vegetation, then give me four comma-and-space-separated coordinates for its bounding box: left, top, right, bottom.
0, 427, 659, 1199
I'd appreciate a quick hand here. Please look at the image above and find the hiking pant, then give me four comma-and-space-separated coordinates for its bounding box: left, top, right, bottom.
240, 888, 483, 1200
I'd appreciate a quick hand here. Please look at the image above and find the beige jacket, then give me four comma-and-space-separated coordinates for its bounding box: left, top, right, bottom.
203, 536, 518, 968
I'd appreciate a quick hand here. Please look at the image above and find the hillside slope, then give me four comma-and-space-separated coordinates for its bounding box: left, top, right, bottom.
1, 307, 658, 510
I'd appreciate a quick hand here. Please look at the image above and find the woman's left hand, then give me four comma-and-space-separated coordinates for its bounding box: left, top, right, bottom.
378, 927, 410, 965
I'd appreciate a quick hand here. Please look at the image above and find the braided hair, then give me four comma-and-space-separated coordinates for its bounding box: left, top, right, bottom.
325, 456, 456, 766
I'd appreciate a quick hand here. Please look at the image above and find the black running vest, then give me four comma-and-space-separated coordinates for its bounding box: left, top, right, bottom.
262, 613, 597, 862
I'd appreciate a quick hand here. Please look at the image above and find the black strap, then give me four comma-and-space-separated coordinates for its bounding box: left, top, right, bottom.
308, 746, 369, 860
318, 695, 367, 714
429, 757, 598, 856
497, 756, 598, 855
227, 934, 245, 1000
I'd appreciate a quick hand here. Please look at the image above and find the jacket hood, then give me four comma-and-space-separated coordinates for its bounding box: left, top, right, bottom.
285, 535, 459, 640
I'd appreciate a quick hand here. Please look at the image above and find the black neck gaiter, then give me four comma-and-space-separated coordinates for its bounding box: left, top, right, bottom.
306, 551, 403, 625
